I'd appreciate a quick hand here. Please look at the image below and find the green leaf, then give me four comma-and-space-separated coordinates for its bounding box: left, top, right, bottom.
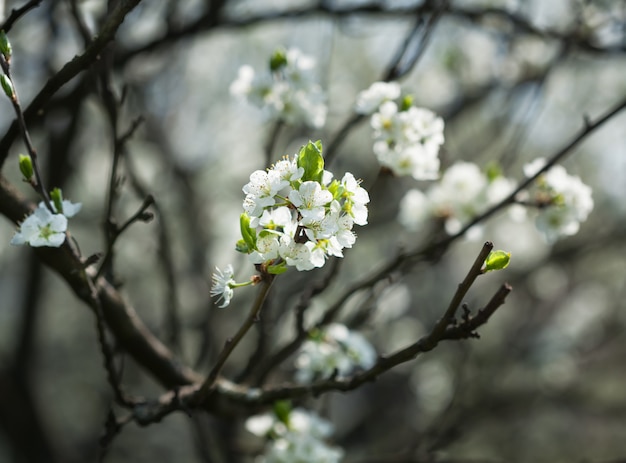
484, 250, 511, 272
239, 213, 256, 252
297, 140, 324, 183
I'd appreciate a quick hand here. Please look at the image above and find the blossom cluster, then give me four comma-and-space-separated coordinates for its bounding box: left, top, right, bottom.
522, 158, 594, 243
355, 81, 444, 180
11, 198, 81, 248
230, 47, 327, 128
238, 141, 369, 273
398, 161, 516, 237
398, 158, 593, 243
246, 404, 343, 463
294, 323, 377, 383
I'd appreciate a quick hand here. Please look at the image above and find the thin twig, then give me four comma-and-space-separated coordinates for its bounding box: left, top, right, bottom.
197, 276, 275, 401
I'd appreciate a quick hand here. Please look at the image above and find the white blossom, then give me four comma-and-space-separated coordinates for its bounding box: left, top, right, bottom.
246, 408, 344, 463
40, 199, 82, 218
398, 161, 518, 238
295, 323, 377, 383
10, 205, 68, 248
238, 143, 369, 273
355, 81, 401, 115
210, 265, 235, 308
230, 48, 327, 128
523, 158, 593, 242
367, 96, 445, 180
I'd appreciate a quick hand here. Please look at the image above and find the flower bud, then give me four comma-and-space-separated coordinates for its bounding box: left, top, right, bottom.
400, 94, 414, 111
269, 49, 288, 72
18, 154, 33, 181
1, 74, 15, 100
50, 187, 64, 214
0, 31, 11, 62
483, 250, 511, 272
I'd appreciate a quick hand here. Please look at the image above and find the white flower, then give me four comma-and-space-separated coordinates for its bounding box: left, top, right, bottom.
273, 157, 304, 185
523, 158, 593, 242
523, 157, 547, 178
231, 48, 327, 128
401, 106, 444, 148
398, 188, 431, 232
210, 265, 235, 308
369, 101, 444, 180
11, 205, 67, 247
279, 238, 325, 271
355, 81, 401, 115
246, 408, 344, 463
295, 323, 376, 383
238, 146, 369, 273
288, 181, 333, 221
243, 170, 286, 218
398, 162, 520, 239
428, 162, 488, 233
230, 65, 255, 98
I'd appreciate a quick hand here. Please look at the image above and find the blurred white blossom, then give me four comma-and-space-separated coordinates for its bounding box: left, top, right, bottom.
230, 48, 327, 128
355, 81, 401, 115
295, 323, 377, 383
246, 407, 343, 463
398, 161, 517, 237
523, 157, 594, 242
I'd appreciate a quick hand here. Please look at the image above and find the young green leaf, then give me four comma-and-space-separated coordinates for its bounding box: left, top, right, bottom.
239, 213, 257, 252
297, 140, 324, 183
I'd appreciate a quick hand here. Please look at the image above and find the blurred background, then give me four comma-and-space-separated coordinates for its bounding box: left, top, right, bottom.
0, 0, 625, 462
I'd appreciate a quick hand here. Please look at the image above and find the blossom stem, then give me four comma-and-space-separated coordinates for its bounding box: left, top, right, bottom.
0, 54, 52, 211
198, 274, 275, 401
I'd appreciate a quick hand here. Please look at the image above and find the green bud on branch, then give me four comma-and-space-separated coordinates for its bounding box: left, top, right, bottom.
400, 94, 414, 111
18, 154, 34, 181
269, 48, 288, 72
50, 187, 64, 214
483, 250, 511, 273
1, 74, 15, 100
0, 31, 12, 63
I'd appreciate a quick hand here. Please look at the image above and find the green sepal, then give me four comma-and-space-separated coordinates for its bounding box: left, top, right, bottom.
297, 140, 324, 183
270, 48, 288, 72
1, 74, 14, 100
239, 213, 256, 252
400, 94, 413, 111
484, 250, 511, 272
235, 239, 249, 253
267, 262, 287, 275
18, 154, 33, 181
50, 187, 64, 214
308, 327, 323, 342
0, 30, 11, 62
327, 179, 342, 200
273, 400, 292, 425
485, 161, 502, 182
